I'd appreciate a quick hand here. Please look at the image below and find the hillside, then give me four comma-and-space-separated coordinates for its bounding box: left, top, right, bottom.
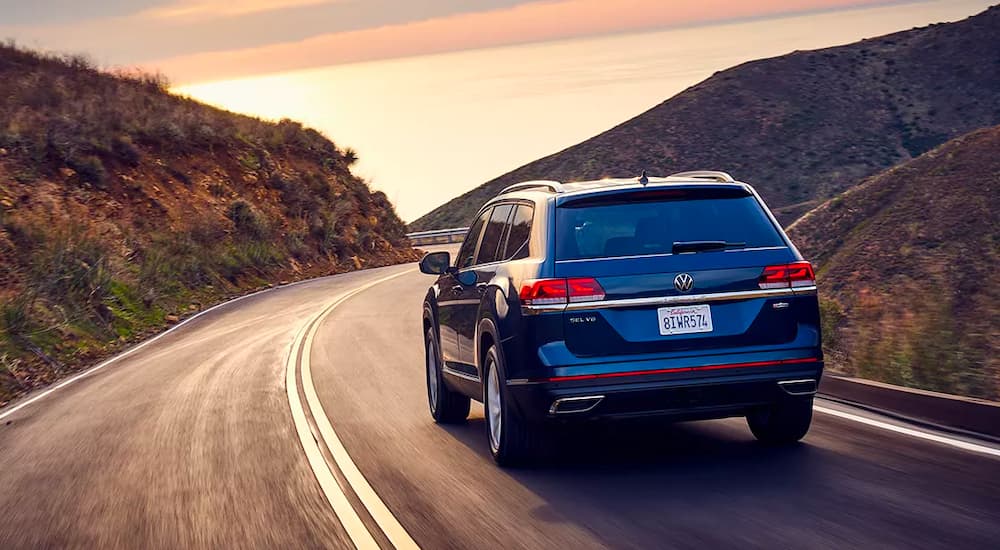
0, 44, 417, 405
411, 5, 1000, 231
787, 125, 999, 400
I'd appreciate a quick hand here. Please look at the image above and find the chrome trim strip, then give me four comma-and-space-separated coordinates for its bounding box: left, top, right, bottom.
506, 378, 533, 386
777, 379, 818, 396
441, 299, 482, 306
549, 395, 605, 415
442, 366, 480, 383
554, 246, 788, 264
523, 286, 817, 314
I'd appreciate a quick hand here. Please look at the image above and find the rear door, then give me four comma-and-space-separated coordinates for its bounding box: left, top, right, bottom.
455, 203, 514, 371
553, 186, 806, 357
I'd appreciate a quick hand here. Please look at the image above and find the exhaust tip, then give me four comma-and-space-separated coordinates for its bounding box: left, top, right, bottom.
550, 395, 604, 415
778, 379, 818, 396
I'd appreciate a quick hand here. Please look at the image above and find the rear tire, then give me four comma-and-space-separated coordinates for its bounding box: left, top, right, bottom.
425, 327, 470, 424
747, 397, 813, 444
483, 345, 545, 466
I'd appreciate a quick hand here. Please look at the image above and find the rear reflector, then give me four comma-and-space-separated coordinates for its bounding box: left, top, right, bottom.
759, 261, 815, 289
520, 277, 605, 306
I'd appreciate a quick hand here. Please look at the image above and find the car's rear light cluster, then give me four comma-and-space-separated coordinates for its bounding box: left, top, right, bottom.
759, 261, 816, 289
520, 278, 606, 305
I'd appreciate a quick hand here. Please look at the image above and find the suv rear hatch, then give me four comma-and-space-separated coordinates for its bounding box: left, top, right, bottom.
551, 185, 812, 357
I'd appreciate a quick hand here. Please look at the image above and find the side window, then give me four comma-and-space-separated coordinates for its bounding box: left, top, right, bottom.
503, 204, 533, 260
456, 209, 491, 269
475, 204, 513, 265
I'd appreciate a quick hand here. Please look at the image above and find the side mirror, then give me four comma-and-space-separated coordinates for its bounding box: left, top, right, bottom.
419, 251, 452, 275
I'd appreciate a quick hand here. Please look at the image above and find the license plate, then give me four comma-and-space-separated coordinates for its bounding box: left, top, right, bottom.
657, 304, 713, 336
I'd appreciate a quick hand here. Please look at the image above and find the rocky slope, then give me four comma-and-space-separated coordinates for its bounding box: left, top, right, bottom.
788, 125, 999, 400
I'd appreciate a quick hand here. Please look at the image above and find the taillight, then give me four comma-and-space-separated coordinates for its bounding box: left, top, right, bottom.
567, 277, 606, 302
520, 279, 568, 305
786, 261, 816, 288
759, 261, 815, 289
520, 277, 605, 305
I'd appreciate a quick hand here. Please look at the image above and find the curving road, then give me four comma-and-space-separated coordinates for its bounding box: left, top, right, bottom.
1, 256, 998, 549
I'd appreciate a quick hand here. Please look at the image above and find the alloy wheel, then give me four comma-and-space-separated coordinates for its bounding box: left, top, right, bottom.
426, 335, 439, 413
487, 358, 502, 454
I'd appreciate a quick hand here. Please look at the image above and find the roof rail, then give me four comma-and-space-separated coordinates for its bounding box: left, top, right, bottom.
498, 180, 564, 195
668, 171, 735, 183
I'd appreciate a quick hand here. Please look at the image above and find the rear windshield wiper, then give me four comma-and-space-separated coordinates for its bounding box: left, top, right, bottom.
672, 241, 746, 254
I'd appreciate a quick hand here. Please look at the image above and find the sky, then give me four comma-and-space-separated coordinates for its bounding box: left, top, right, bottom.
1, 0, 991, 221
1, 0, 908, 84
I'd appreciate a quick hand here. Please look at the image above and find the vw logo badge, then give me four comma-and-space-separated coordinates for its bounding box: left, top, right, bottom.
674, 273, 694, 293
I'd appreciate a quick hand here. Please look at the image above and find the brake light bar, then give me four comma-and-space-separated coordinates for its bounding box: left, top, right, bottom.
759, 261, 815, 289
532, 357, 820, 383
520, 277, 605, 306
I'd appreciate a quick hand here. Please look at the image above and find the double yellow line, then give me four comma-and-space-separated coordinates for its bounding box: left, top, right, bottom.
285, 268, 421, 550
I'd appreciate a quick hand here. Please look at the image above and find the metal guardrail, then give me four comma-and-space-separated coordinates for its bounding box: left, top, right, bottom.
821, 375, 1000, 440
406, 227, 469, 246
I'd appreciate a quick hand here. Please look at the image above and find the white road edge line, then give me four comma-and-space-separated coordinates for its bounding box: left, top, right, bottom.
0, 275, 324, 422
814, 405, 1000, 459
290, 268, 421, 550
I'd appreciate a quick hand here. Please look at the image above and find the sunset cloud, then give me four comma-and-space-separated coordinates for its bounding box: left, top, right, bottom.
142, 0, 336, 20
0, 1, 532, 65
1, 0, 907, 83
148, 0, 900, 83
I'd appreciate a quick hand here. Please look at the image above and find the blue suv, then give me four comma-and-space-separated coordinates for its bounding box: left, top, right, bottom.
420, 172, 823, 465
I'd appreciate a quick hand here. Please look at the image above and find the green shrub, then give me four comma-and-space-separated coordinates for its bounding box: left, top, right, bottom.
67, 155, 107, 187
111, 135, 141, 166
287, 230, 310, 259
28, 227, 113, 323
237, 151, 261, 171
819, 297, 844, 348
226, 200, 268, 239
1, 296, 31, 336
104, 280, 163, 338
138, 245, 175, 297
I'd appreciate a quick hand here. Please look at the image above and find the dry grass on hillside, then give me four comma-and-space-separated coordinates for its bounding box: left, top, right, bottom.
789, 126, 1000, 399
0, 43, 417, 405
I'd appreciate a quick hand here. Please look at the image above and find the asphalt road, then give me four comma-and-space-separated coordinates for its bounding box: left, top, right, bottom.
1, 258, 998, 549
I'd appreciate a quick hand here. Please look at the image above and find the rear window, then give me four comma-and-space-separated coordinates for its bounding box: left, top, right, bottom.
556, 193, 784, 260
504, 204, 533, 260
476, 204, 513, 265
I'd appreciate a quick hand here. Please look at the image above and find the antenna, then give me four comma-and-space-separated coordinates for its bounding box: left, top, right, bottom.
638, 170, 649, 186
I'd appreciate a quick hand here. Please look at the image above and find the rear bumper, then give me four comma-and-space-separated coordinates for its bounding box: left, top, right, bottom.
505, 359, 823, 422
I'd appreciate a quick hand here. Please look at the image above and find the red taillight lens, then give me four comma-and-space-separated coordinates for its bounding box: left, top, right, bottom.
567, 277, 606, 303
520, 277, 606, 305
520, 279, 568, 305
786, 261, 816, 288
759, 261, 815, 289
759, 265, 790, 289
